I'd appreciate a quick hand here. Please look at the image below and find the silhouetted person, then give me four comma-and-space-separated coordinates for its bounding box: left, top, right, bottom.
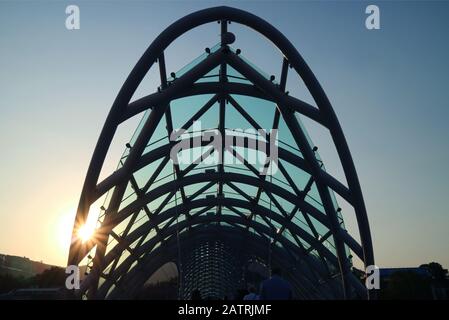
243, 285, 259, 300
259, 267, 293, 300
191, 289, 202, 300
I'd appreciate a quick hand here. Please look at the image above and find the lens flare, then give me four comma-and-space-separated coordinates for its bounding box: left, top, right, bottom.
77, 223, 95, 242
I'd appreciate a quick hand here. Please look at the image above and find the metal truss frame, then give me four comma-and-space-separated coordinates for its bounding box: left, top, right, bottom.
68, 6, 375, 300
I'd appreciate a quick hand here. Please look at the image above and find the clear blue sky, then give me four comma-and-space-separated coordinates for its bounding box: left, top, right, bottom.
0, 0, 448, 268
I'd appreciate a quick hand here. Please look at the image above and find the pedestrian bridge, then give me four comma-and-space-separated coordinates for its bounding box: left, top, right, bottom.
68, 6, 374, 300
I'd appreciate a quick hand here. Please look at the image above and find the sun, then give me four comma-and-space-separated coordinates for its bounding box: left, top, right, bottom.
56, 205, 77, 254
77, 223, 96, 243
75, 209, 99, 243
54, 203, 102, 265
57, 204, 99, 248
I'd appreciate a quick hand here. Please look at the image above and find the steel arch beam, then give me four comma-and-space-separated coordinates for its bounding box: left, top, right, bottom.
95, 135, 352, 206
111, 228, 317, 299
108, 226, 338, 300
224, 50, 353, 298
123, 82, 324, 125
85, 200, 366, 299
104, 172, 363, 260
97, 203, 333, 289
97, 219, 351, 299
69, 5, 374, 300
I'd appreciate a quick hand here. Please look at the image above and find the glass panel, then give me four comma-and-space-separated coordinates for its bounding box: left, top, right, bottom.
168, 43, 220, 81
230, 95, 275, 130
170, 94, 215, 130
98, 38, 354, 279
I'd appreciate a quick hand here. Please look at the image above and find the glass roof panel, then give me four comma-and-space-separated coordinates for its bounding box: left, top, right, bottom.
96, 39, 353, 278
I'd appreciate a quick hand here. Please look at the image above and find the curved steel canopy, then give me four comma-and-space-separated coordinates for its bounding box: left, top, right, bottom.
68, 6, 375, 300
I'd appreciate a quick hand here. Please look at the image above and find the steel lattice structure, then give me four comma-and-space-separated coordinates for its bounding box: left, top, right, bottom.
68, 6, 375, 300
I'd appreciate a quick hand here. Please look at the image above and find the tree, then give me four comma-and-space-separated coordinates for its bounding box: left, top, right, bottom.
0, 274, 28, 294
32, 267, 66, 288
382, 271, 432, 300
419, 262, 448, 281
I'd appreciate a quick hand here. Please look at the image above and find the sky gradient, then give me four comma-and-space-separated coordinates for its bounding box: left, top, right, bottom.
0, 0, 448, 269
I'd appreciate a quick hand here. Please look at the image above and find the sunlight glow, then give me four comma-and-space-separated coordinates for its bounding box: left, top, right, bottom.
76, 208, 99, 243
56, 205, 77, 256
77, 223, 96, 243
